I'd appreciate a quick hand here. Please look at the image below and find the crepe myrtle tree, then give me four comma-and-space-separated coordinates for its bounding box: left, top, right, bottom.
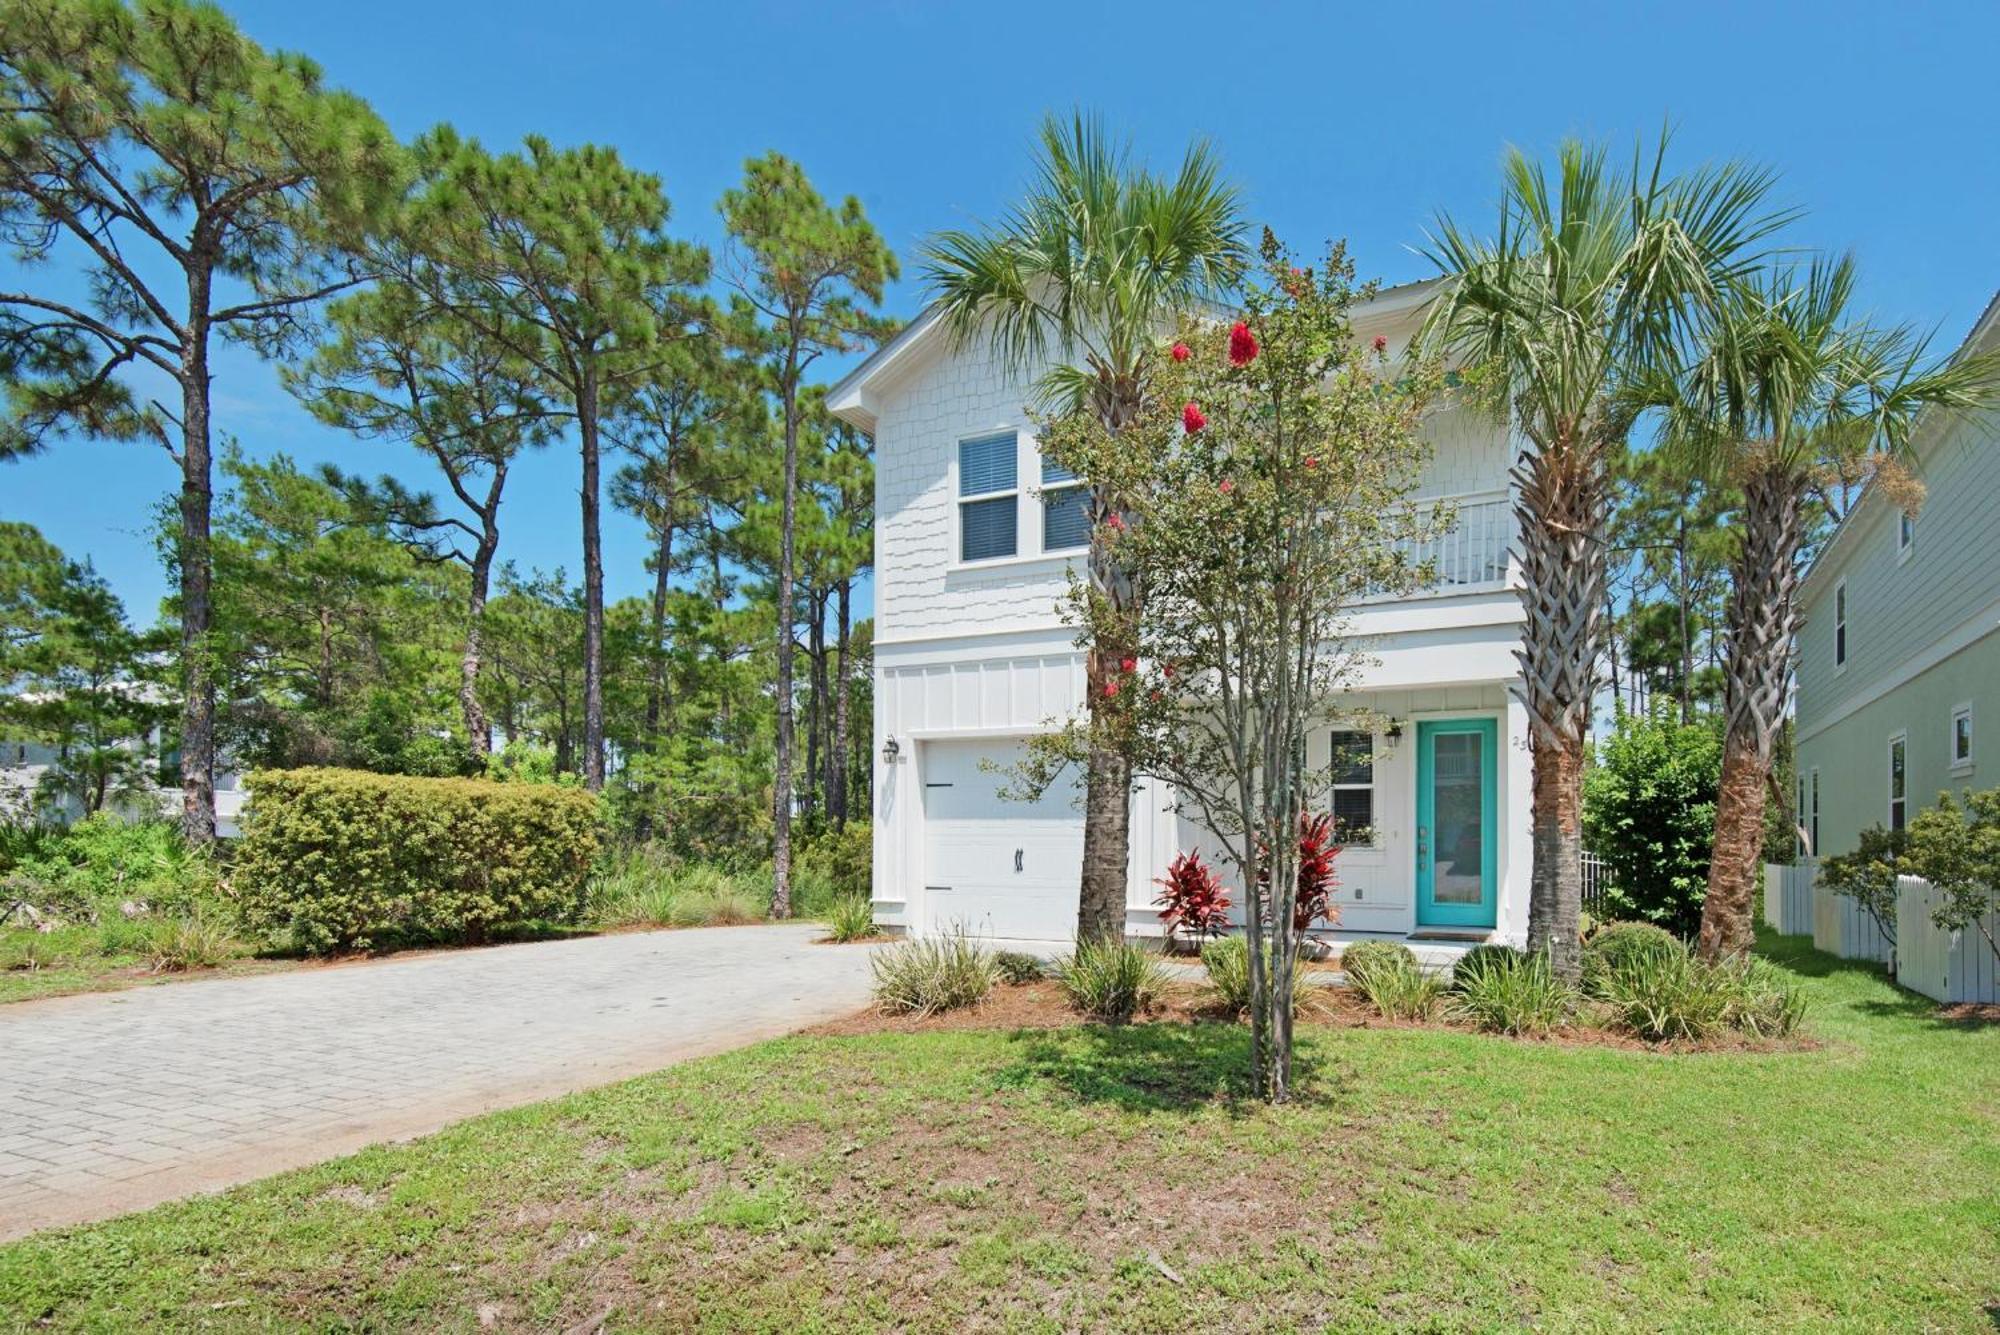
1022, 237, 1445, 1101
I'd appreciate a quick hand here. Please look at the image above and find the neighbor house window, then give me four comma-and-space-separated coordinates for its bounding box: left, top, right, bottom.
1897, 512, 1915, 561
1040, 456, 1091, 552
1951, 704, 1973, 768
1329, 730, 1375, 846
958, 431, 1018, 562
1888, 732, 1907, 832
1834, 579, 1848, 667
1810, 768, 1820, 856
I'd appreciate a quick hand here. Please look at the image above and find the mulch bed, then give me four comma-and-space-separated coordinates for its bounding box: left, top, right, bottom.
806, 978, 1817, 1053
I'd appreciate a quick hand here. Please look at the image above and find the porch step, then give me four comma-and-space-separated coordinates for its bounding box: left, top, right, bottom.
1405, 929, 1494, 944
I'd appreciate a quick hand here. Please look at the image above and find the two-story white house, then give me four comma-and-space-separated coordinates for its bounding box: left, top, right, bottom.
829, 279, 1535, 951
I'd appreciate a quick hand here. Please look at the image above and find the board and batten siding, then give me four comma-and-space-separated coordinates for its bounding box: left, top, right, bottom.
1795, 390, 2000, 860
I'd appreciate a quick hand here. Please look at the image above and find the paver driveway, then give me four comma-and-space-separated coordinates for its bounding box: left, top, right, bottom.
0, 923, 877, 1240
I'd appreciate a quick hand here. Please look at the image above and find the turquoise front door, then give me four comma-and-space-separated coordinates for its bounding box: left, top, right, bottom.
1416, 718, 1498, 928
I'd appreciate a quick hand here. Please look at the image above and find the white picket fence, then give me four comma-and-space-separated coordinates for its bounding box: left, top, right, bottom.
1763, 861, 2000, 1004
1894, 874, 2000, 1005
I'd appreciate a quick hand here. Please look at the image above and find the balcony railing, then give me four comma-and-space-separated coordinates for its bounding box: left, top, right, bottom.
1395, 490, 1512, 592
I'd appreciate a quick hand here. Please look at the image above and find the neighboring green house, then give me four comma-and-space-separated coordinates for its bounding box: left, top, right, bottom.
1794, 290, 2000, 861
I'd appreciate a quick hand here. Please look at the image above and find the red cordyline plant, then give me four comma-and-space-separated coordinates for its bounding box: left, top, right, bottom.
1258, 812, 1343, 932
1154, 850, 1232, 945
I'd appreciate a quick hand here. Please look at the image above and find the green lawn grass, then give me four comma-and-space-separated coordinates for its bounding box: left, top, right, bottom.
2, 929, 1995, 1332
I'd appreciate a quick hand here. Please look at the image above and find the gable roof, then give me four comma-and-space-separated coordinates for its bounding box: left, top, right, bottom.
1798, 285, 2000, 597
825, 276, 1444, 435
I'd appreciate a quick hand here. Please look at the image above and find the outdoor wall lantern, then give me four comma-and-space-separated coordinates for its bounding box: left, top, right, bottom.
881, 736, 900, 766
1384, 720, 1405, 748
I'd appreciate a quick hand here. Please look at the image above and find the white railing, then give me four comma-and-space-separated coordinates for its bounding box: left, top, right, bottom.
1397, 491, 1512, 591
1581, 850, 1611, 916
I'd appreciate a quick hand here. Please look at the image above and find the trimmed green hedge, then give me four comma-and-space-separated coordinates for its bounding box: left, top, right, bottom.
237, 768, 602, 953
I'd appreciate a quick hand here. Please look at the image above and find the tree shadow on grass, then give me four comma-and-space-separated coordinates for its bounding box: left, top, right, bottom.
991, 1020, 1339, 1115
1758, 926, 1994, 1032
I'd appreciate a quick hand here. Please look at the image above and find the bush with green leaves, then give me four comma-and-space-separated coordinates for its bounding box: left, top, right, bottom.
1582, 706, 1721, 936
1351, 953, 1445, 1020
1449, 949, 1577, 1037
870, 931, 996, 1017
1339, 939, 1417, 989
1902, 787, 2000, 969
823, 896, 879, 943
796, 822, 871, 900
1593, 939, 1808, 1041
237, 768, 601, 953
1581, 920, 1682, 995
1200, 935, 1316, 1018
995, 950, 1045, 984
1055, 938, 1167, 1022
2, 815, 218, 923
1450, 943, 1524, 991
1817, 824, 1906, 947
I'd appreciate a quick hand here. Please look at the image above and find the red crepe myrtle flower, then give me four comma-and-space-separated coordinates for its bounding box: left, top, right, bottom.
1103, 680, 1120, 698
1228, 320, 1259, 366
1305, 456, 1318, 469
1182, 402, 1207, 433
1218, 478, 1233, 494
1162, 664, 1174, 678
1372, 334, 1389, 353
1104, 512, 1126, 532
1170, 341, 1191, 362
1120, 656, 1136, 673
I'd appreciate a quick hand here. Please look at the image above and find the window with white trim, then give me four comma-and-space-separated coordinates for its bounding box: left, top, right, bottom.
1888, 732, 1907, 832
1834, 579, 1848, 667
1951, 704, 1973, 768
957, 432, 1018, 562
1897, 511, 1915, 561
1329, 731, 1375, 846
1040, 456, 1090, 552
1810, 768, 1820, 856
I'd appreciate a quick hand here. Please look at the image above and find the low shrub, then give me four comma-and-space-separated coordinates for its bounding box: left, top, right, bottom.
1450, 943, 1524, 992
667, 880, 762, 928
0, 930, 75, 972
1355, 955, 1446, 1020
1449, 949, 1576, 1037
1582, 920, 1682, 995
995, 950, 1045, 984
871, 932, 996, 1016
146, 914, 245, 973
1594, 942, 1810, 1041
1339, 939, 1417, 990
796, 823, 871, 900
2, 815, 219, 925
824, 895, 879, 943
1200, 935, 1317, 1018
1055, 938, 1167, 1023
237, 768, 602, 953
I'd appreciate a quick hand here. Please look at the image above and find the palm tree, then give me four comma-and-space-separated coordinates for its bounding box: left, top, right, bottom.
1421, 137, 1788, 978
1660, 256, 2000, 959
920, 113, 1248, 942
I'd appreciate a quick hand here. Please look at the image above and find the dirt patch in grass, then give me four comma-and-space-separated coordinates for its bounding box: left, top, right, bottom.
810, 977, 1815, 1054
1934, 1001, 2000, 1025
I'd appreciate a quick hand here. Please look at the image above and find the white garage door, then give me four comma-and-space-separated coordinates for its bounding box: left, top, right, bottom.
922, 737, 1083, 943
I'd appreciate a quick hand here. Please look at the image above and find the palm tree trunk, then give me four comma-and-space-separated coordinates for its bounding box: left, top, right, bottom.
1698, 468, 1803, 960
1076, 484, 1137, 943
1511, 440, 1607, 981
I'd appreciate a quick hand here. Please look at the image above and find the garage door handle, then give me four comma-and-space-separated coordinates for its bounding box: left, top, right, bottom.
1014, 849, 1024, 873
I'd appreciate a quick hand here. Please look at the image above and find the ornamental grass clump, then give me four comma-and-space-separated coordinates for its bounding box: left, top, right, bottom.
1449, 948, 1577, 1037
1339, 939, 1417, 990
870, 931, 996, 1017
1055, 938, 1167, 1023
1200, 935, 1317, 1018
1349, 951, 1445, 1021
1581, 920, 1683, 996
823, 895, 879, 943
1594, 940, 1809, 1041
995, 951, 1045, 984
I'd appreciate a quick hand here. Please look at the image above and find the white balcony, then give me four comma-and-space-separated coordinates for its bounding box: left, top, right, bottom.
1362, 490, 1512, 601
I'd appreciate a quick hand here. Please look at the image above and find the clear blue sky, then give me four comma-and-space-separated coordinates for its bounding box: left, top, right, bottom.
8, 0, 1997, 625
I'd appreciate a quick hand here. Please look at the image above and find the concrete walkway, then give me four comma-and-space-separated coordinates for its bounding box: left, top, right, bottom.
0, 924, 878, 1240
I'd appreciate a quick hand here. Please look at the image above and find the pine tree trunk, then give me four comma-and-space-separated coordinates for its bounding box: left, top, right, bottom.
644, 515, 674, 741
771, 379, 800, 918
461, 489, 501, 761
1698, 467, 1803, 960
177, 273, 217, 846
830, 580, 851, 830
1511, 435, 1608, 981
804, 594, 825, 827
579, 371, 606, 791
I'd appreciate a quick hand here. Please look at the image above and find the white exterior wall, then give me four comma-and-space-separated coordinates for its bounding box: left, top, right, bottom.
851, 300, 1533, 948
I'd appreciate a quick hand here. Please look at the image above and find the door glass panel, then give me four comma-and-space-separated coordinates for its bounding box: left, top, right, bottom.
1431, 732, 1484, 905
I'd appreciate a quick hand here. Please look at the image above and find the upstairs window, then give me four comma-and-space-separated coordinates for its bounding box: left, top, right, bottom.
1834, 579, 1848, 667
1810, 768, 1820, 856
1897, 512, 1915, 561
1040, 457, 1091, 552
1888, 732, 1907, 832
1329, 731, 1375, 846
958, 432, 1018, 562
1951, 704, 1973, 768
